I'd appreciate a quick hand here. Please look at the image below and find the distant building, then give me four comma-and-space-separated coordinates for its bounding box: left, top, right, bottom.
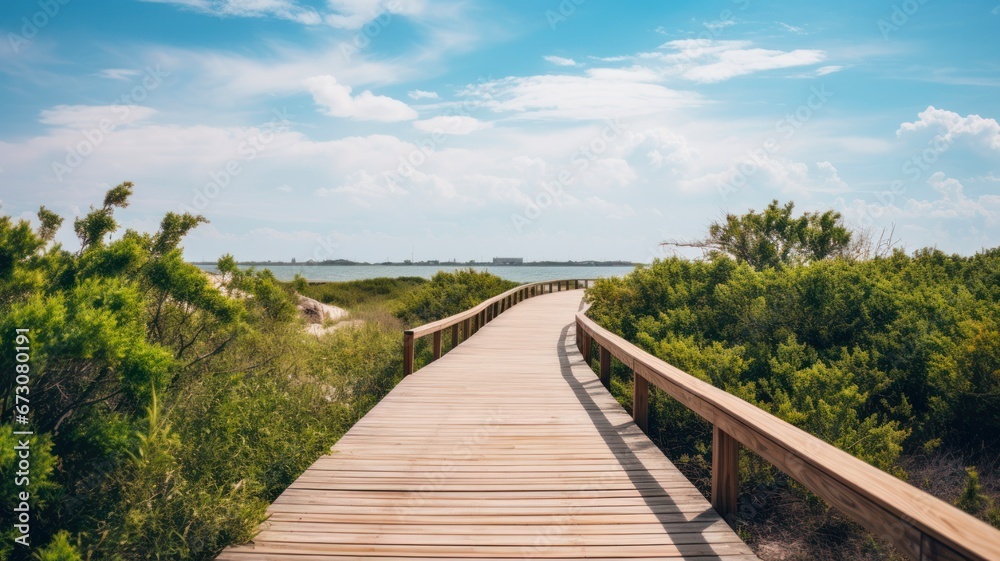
493, 257, 523, 265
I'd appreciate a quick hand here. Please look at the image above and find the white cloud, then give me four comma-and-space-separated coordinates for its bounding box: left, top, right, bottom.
140, 0, 431, 29
408, 89, 439, 100
413, 115, 492, 135
815, 65, 845, 76
897, 106, 1000, 150
704, 19, 735, 32
778, 22, 805, 34
584, 196, 636, 219
841, 173, 1000, 231
98, 68, 142, 81
653, 39, 826, 83
544, 55, 578, 67
586, 66, 661, 82
140, 0, 324, 24
38, 105, 157, 128
461, 74, 701, 120
324, 0, 426, 29
304, 75, 417, 121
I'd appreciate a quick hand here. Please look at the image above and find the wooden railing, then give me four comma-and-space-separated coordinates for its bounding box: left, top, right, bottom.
575, 310, 1000, 561
402, 279, 594, 375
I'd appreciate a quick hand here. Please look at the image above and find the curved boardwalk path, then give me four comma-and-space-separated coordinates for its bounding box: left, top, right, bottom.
217, 289, 758, 560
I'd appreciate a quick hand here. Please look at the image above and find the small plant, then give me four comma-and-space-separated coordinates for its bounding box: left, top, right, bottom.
956, 466, 989, 515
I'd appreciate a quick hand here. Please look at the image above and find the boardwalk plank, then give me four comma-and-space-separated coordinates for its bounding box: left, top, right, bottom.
217, 290, 758, 560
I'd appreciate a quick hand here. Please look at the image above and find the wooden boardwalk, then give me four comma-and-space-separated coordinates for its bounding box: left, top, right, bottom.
218, 290, 758, 560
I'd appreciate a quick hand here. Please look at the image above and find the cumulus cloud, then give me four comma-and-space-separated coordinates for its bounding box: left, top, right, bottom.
413, 115, 492, 135
897, 106, 1000, 150
304, 75, 417, 121
842, 173, 1000, 230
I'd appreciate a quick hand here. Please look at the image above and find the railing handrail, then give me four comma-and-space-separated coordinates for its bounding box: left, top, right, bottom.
402, 279, 594, 375
576, 310, 1000, 561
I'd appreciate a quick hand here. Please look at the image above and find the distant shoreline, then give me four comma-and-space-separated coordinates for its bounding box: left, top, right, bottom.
191, 260, 640, 267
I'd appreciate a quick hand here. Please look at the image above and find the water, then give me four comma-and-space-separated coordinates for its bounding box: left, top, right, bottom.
193, 264, 638, 283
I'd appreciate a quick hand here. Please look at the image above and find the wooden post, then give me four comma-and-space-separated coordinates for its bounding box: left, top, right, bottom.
600, 346, 611, 389
403, 331, 414, 376
574, 279, 579, 289
451, 324, 459, 349
633, 372, 648, 432
712, 426, 740, 527
432, 331, 442, 361
582, 333, 592, 366
576, 325, 582, 353
463, 318, 471, 341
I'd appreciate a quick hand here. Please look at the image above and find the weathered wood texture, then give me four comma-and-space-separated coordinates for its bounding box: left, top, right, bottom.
577, 311, 1000, 561
402, 279, 594, 375
218, 290, 757, 560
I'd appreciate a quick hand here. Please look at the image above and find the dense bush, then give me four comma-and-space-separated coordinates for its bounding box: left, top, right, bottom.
394, 268, 518, 326
0, 184, 403, 560
292, 276, 427, 310
585, 245, 1000, 557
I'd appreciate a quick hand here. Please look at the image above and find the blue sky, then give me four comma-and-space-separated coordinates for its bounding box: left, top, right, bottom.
1, 0, 998, 262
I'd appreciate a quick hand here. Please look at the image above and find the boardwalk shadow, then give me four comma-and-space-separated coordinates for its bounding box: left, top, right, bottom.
553, 322, 730, 556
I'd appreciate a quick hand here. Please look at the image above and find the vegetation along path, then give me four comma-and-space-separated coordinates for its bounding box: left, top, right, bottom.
217, 288, 758, 560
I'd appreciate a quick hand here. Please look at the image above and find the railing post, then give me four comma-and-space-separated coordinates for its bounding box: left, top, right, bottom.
582, 333, 592, 366
451, 323, 459, 349
600, 346, 611, 389
712, 426, 740, 527
403, 331, 414, 376
463, 318, 471, 341
432, 330, 442, 361
633, 372, 648, 432
576, 324, 582, 353
574, 279, 579, 289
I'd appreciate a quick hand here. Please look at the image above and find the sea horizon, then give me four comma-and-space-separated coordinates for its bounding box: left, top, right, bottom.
193, 263, 639, 283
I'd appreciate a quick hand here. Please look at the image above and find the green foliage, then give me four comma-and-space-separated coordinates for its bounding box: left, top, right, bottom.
956, 467, 989, 515
587, 250, 1000, 456
395, 269, 517, 326
588, 231, 1000, 550
32, 532, 81, 561
291, 276, 427, 310
673, 200, 853, 270
1, 427, 61, 560
0, 184, 407, 559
